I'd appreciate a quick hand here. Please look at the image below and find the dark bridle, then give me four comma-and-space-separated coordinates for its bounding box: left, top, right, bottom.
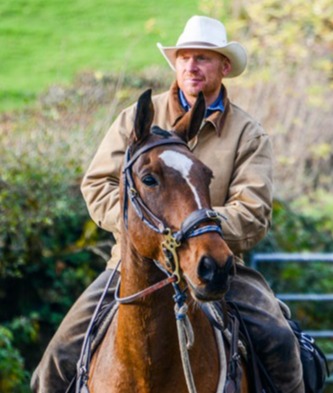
122, 131, 227, 283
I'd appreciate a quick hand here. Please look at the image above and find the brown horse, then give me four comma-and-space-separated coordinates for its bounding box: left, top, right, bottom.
87, 90, 249, 392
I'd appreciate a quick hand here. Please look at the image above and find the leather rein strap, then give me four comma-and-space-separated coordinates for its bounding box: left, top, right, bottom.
115, 273, 177, 304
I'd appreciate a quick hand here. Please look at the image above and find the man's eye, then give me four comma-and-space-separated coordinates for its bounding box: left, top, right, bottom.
141, 175, 158, 187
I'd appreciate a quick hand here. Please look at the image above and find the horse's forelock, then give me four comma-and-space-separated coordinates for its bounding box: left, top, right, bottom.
129, 126, 176, 156
151, 125, 173, 138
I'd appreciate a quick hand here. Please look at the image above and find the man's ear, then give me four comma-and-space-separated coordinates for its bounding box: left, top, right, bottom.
221, 57, 232, 78
132, 89, 154, 143
174, 92, 206, 142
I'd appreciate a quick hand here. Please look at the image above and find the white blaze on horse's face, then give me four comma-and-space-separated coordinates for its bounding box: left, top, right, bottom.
159, 150, 203, 209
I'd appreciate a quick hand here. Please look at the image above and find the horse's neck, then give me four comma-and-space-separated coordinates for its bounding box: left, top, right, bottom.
92, 244, 222, 392
116, 246, 179, 362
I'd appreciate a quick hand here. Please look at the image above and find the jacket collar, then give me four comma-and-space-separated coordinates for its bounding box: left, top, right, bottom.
168, 81, 230, 136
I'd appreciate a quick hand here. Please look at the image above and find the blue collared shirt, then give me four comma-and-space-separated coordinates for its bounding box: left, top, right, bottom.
178, 89, 224, 118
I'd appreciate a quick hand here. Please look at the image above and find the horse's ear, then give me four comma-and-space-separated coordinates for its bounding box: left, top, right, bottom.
133, 89, 154, 142
187, 91, 206, 140
174, 92, 206, 142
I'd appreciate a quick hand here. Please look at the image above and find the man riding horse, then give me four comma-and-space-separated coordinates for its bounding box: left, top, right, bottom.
32, 16, 305, 392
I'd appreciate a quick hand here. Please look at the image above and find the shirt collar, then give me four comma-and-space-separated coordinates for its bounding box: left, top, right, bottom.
178, 89, 224, 117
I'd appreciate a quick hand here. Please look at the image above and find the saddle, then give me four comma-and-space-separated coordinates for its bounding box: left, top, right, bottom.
202, 301, 330, 393
200, 301, 277, 393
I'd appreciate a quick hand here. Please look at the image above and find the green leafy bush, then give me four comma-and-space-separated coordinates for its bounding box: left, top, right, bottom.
0, 326, 29, 392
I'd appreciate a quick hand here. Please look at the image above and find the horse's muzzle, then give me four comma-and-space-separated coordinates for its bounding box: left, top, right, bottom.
195, 255, 233, 300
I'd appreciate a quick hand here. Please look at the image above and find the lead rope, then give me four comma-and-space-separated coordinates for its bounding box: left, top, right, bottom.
174, 298, 229, 393
173, 286, 197, 393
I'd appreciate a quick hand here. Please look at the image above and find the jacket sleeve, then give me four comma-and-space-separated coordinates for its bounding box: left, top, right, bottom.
213, 130, 273, 254
80, 106, 135, 238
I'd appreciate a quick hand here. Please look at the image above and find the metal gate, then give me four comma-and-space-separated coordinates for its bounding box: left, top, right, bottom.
249, 253, 333, 385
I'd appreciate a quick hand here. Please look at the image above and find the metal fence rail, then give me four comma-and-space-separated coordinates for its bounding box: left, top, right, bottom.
249, 253, 333, 382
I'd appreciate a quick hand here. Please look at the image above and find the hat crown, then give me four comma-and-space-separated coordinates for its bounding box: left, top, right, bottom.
157, 15, 247, 78
176, 15, 228, 47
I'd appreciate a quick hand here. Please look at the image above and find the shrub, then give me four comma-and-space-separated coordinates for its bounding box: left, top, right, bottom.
0, 326, 29, 393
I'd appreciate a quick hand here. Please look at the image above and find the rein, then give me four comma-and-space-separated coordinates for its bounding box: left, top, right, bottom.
115, 273, 177, 304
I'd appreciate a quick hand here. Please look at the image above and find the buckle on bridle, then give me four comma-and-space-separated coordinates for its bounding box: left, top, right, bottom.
162, 228, 181, 283
129, 187, 137, 196
206, 210, 218, 219
206, 210, 227, 223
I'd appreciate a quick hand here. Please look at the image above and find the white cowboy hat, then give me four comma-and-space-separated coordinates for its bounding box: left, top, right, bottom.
157, 15, 247, 78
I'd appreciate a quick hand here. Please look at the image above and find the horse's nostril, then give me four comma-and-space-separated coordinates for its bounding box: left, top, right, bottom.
198, 255, 233, 285
198, 256, 217, 283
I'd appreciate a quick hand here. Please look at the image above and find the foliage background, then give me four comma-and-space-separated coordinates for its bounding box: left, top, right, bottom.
0, 0, 332, 391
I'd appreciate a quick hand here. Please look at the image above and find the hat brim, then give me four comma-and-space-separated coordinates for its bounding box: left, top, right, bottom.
157, 42, 247, 78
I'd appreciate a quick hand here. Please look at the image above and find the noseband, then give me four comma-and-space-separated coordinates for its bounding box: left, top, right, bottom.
123, 134, 225, 283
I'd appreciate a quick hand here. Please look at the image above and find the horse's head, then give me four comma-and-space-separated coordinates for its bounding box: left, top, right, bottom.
122, 89, 234, 302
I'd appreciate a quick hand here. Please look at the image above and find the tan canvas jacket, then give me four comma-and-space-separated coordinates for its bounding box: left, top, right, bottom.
81, 82, 273, 268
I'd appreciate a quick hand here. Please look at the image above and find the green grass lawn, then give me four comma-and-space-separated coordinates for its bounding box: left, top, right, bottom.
0, 0, 209, 111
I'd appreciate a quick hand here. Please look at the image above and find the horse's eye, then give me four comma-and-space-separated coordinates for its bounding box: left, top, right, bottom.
141, 174, 158, 187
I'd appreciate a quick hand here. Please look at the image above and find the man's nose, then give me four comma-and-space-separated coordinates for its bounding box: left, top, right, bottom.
185, 58, 198, 72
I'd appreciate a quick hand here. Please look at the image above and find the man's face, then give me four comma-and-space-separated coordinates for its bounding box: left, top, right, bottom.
175, 49, 230, 105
